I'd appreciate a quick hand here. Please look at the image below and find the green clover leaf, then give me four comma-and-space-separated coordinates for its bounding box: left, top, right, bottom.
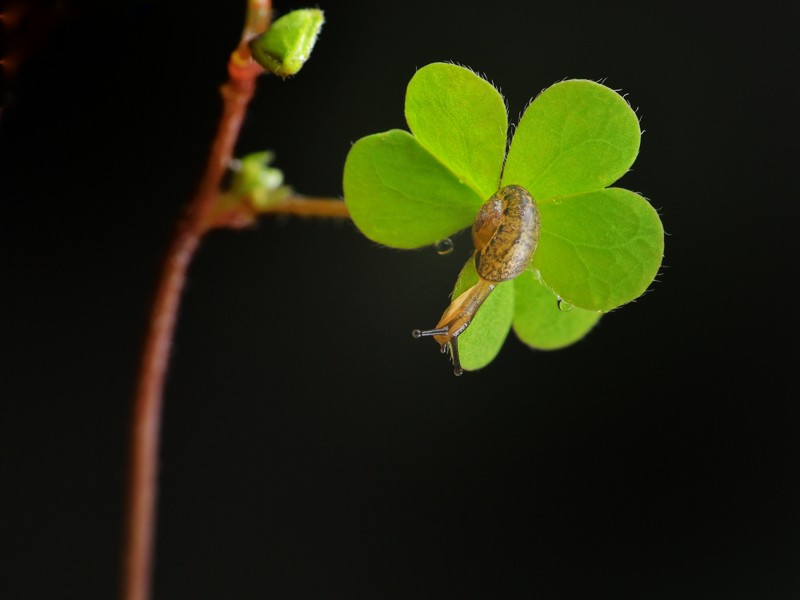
343, 62, 664, 373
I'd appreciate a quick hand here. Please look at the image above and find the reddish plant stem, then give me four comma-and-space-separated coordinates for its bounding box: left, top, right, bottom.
266, 195, 350, 218
121, 221, 200, 600
120, 3, 271, 600
209, 194, 349, 229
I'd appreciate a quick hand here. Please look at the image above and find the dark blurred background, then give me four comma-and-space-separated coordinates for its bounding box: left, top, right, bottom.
2, 1, 797, 598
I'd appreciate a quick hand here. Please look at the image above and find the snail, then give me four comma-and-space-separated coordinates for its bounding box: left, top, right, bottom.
413, 184, 540, 375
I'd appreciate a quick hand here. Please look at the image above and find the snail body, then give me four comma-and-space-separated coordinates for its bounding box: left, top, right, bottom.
413, 185, 540, 374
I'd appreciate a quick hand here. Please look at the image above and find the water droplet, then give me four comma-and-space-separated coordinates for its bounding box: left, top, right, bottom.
557, 297, 573, 312
435, 238, 454, 255
453, 366, 464, 376
412, 329, 422, 339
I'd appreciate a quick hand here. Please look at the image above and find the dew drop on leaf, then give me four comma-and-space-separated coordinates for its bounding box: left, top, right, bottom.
557, 297, 574, 312
435, 238, 454, 255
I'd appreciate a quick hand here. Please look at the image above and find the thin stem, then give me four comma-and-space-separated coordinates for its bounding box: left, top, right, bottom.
207, 194, 349, 229
121, 221, 199, 600
120, 3, 271, 599
265, 195, 350, 218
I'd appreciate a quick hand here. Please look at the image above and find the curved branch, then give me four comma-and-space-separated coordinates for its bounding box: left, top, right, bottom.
119, 3, 271, 599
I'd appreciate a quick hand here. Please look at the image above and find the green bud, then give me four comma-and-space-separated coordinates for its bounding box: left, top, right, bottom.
230, 151, 287, 209
250, 9, 325, 78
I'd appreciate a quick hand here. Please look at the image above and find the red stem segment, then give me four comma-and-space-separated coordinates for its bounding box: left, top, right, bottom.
120, 3, 271, 599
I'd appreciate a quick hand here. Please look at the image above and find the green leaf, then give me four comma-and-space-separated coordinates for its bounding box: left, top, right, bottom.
450, 259, 514, 371
532, 188, 664, 311
512, 269, 602, 349
502, 80, 640, 201
343, 130, 484, 248
343, 63, 664, 374
406, 63, 508, 198
250, 9, 325, 78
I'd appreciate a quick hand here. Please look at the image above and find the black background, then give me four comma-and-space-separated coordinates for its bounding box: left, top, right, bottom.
2, 1, 798, 598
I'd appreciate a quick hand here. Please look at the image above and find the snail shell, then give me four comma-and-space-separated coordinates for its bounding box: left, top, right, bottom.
473, 184, 540, 282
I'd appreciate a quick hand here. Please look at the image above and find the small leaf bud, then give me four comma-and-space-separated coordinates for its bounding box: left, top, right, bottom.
250, 9, 325, 78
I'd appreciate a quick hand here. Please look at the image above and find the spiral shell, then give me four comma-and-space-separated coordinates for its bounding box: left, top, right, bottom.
472, 185, 540, 282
